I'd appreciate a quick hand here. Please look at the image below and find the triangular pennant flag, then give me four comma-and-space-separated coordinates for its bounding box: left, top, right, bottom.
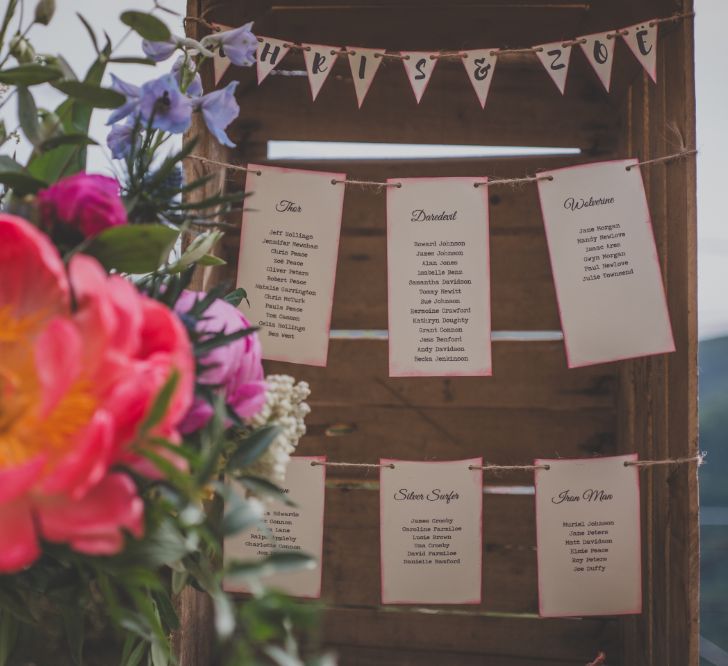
256, 37, 291, 84
535, 41, 572, 94
211, 23, 232, 85
622, 20, 658, 83
302, 43, 339, 101
401, 51, 438, 104
347, 46, 384, 108
461, 49, 498, 109
578, 32, 616, 92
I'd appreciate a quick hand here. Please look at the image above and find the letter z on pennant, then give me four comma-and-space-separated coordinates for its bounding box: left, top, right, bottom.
401, 51, 438, 104
256, 37, 291, 84
535, 41, 572, 94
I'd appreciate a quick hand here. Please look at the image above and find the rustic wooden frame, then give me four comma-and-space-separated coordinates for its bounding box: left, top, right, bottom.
178, 1, 698, 663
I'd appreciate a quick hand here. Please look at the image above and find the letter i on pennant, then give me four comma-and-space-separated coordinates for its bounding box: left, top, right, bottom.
622, 21, 658, 83
578, 32, 616, 92
256, 37, 291, 84
534, 41, 572, 94
401, 51, 438, 104
461, 49, 498, 109
302, 44, 340, 101
347, 46, 384, 108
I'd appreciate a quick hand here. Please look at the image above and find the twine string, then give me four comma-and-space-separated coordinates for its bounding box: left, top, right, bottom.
311, 461, 395, 469
625, 453, 704, 468
187, 154, 262, 175
626, 149, 697, 171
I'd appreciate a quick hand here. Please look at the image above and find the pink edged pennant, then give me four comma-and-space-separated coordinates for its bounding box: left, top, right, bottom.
401, 51, 438, 104
461, 49, 498, 109
256, 37, 291, 84
578, 31, 616, 91
346, 46, 385, 108
534, 41, 572, 94
302, 43, 340, 101
622, 20, 658, 83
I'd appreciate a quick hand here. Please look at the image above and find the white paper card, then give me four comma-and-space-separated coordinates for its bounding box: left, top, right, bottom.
579, 31, 616, 91
347, 46, 384, 108
536, 160, 674, 367
534, 454, 642, 617
401, 51, 437, 104
302, 44, 339, 100
380, 458, 483, 605
387, 177, 491, 377
236, 165, 345, 366
224, 456, 327, 598
622, 21, 658, 83
256, 37, 291, 84
461, 49, 498, 108
535, 41, 572, 94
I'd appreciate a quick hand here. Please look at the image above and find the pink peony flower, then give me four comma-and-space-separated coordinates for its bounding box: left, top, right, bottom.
38, 172, 127, 238
175, 291, 265, 434
0, 214, 194, 572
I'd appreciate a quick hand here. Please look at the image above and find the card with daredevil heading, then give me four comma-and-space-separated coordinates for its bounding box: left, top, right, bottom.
380, 458, 483, 605
536, 159, 674, 367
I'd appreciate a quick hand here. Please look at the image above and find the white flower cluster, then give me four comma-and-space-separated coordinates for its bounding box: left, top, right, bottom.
246, 375, 311, 486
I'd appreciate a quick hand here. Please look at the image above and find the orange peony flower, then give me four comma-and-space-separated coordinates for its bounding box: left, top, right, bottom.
0, 214, 194, 572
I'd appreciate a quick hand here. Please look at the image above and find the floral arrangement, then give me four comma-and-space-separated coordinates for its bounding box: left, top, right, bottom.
0, 2, 327, 664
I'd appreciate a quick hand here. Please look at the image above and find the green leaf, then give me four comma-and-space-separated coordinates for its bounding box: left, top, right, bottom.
167, 230, 223, 273
139, 371, 179, 435
110, 56, 156, 65
120, 638, 146, 666
221, 487, 264, 536
196, 254, 226, 266
224, 288, 248, 308
0, 169, 47, 196
0, 156, 24, 173
38, 133, 97, 151
226, 552, 316, 581
61, 606, 84, 666
120, 11, 171, 41
51, 80, 125, 109
171, 570, 189, 596
239, 476, 297, 506
85, 224, 179, 273
227, 425, 281, 471
0, 611, 18, 666
0, 63, 62, 85
76, 12, 99, 53
0, 0, 19, 54
17, 86, 40, 146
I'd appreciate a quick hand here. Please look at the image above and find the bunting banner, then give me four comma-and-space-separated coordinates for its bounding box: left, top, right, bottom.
239, 14, 691, 106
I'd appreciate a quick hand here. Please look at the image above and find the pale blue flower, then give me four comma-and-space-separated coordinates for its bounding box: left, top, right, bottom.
215, 22, 256, 67
195, 81, 239, 147
106, 119, 137, 159
172, 56, 203, 97
107, 74, 141, 125
139, 74, 192, 134
142, 39, 177, 62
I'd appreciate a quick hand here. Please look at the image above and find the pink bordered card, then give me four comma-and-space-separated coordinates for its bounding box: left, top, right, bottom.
236, 164, 345, 366
534, 454, 642, 617
536, 159, 674, 368
386, 176, 492, 378
224, 456, 327, 599
380, 458, 483, 605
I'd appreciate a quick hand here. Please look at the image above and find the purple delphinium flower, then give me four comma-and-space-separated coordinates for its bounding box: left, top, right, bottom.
107, 75, 141, 125
172, 57, 202, 97
106, 119, 137, 159
195, 81, 239, 147
139, 74, 192, 134
214, 22, 256, 67
142, 39, 177, 62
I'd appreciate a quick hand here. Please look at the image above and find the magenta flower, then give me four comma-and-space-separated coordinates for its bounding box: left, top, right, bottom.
175, 290, 265, 433
38, 173, 127, 238
195, 81, 239, 148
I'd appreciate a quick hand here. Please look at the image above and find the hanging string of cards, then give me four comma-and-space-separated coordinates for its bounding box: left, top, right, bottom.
195, 150, 695, 373
223, 453, 701, 615
212, 13, 692, 105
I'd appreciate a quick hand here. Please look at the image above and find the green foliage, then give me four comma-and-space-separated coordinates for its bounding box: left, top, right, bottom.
85, 224, 179, 274
0, 62, 62, 85
50, 80, 126, 109
120, 11, 171, 42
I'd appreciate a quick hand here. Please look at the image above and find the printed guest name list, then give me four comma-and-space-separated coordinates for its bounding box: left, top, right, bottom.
387, 177, 492, 377
236, 165, 345, 366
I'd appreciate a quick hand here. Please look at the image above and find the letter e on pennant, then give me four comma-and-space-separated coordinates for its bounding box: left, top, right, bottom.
535, 41, 572, 94
256, 37, 291, 84
347, 46, 384, 108
302, 43, 339, 101
461, 49, 498, 109
622, 21, 658, 83
401, 51, 438, 104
